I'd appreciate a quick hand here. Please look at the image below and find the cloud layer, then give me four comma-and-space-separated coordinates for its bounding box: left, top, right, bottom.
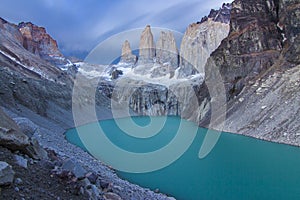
0, 0, 232, 59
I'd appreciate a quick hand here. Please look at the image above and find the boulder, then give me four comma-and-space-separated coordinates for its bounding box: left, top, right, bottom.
0, 161, 15, 186
14, 155, 28, 169
62, 159, 87, 179
25, 138, 48, 160
0, 108, 30, 150
103, 192, 123, 200
13, 117, 38, 138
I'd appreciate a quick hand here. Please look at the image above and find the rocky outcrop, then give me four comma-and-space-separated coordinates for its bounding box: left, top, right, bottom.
0, 18, 72, 81
188, 0, 300, 146
204, 0, 282, 101
18, 22, 62, 58
156, 31, 179, 68
120, 40, 136, 64
179, 3, 231, 77
138, 25, 155, 64
201, 3, 231, 24
0, 107, 47, 159
18, 22, 71, 67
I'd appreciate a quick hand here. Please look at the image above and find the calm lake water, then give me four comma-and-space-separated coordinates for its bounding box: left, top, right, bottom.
65, 116, 300, 200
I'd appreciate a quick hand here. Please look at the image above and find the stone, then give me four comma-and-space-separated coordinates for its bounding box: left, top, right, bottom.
138, 25, 155, 64
100, 179, 110, 189
15, 177, 23, 185
14, 155, 28, 169
0, 161, 15, 186
111, 69, 123, 80
120, 40, 137, 64
156, 31, 179, 68
86, 185, 101, 200
13, 117, 38, 138
25, 138, 48, 160
103, 192, 122, 200
62, 159, 87, 179
85, 172, 98, 184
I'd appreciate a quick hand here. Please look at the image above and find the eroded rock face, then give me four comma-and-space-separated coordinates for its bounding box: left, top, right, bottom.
192, 0, 300, 146
138, 25, 155, 64
18, 22, 70, 67
179, 4, 231, 77
18, 22, 62, 58
205, 0, 282, 101
156, 31, 178, 68
120, 40, 136, 64
279, 0, 300, 65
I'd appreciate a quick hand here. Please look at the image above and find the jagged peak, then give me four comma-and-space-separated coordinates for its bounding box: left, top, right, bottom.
200, 3, 232, 24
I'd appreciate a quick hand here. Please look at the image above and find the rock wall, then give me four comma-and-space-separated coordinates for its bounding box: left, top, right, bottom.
178, 3, 231, 77
191, 0, 300, 146
204, 0, 282, 100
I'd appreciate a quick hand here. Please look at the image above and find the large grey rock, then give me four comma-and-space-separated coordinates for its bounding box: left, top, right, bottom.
179, 18, 229, 77
62, 159, 87, 179
137, 25, 155, 64
14, 155, 28, 169
13, 117, 38, 138
120, 40, 137, 64
156, 31, 179, 68
86, 185, 102, 200
0, 161, 15, 186
103, 192, 123, 200
25, 138, 48, 160
0, 108, 30, 150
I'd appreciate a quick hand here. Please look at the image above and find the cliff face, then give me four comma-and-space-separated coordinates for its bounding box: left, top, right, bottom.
0, 18, 69, 81
179, 3, 231, 77
196, 0, 300, 145
205, 0, 282, 100
18, 22, 70, 67
18, 22, 62, 58
111, 5, 231, 117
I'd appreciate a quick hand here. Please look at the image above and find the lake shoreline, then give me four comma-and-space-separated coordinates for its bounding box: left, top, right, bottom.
2, 105, 174, 200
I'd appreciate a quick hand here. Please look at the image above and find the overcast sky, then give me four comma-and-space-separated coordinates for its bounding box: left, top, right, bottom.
0, 0, 232, 59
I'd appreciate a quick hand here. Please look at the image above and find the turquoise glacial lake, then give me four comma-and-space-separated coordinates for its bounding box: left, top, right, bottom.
65, 116, 300, 200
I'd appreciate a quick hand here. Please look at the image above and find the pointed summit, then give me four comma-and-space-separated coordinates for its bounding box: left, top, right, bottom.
156, 31, 179, 68
138, 25, 155, 64
120, 40, 136, 64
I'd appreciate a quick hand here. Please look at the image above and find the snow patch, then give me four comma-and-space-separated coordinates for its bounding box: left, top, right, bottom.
0, 49, 54, 81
